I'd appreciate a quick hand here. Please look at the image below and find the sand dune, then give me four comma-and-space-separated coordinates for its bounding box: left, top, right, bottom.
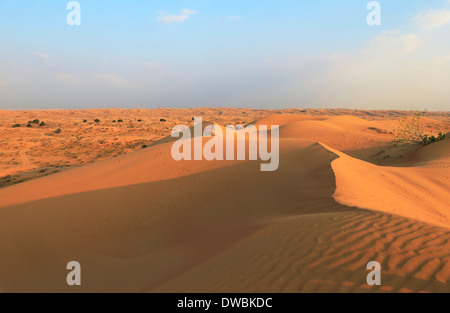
327, 142, 450, 228
251, 114, 327, 127
0, 113, 449, 292
401, 137, 450, 166
155, 211, 450, 293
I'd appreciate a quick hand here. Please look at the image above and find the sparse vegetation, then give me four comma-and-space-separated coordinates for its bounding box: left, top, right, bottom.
39, 122, 46, 127
94, 119, 100, 123
160, 118, 167, 122
423, 131, 447, 145
12, 120, 44, 128
54, 129, 62, 134
83, 120, 88, 123
118, 119, 124, 123
394, 110, 447, 146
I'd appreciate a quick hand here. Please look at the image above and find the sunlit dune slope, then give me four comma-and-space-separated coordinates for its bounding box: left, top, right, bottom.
324, 142, 450, 228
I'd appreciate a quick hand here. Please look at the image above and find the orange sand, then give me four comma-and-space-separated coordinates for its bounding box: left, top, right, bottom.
0, 110, 449, 292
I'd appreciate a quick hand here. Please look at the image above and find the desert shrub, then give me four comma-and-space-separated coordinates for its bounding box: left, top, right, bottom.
138, 119, 142, 122
112, 120, 117, 123
424, 131, 448, 145
94, 119, 100, 123
83, 120, 88, 123
12, 124, 21, 128
26, 123, 32, 128
39, 122, 46, 127
118, 119, 123, 123
54, 129, 62, 134
160, 118, 167, 122
394, 110, 447, 146
438, 131, 447, 141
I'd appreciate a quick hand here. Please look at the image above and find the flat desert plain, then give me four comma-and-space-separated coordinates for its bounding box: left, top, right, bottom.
0, 108, 449, 293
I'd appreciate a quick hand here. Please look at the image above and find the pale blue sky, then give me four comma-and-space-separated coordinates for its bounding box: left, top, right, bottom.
0, 0, 450, 110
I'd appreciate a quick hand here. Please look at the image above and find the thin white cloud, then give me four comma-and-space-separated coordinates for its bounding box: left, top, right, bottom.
34, 51, 54, 67
295, 30, 450, 109
413, 9, 450, 29
158, 14, 189, 23
369, 33, 421, 54
157, 9, 195, 23
181, 9, 196, 15
34, 51, 49, 60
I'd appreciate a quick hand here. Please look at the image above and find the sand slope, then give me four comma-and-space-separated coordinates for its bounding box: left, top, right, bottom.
326, 142, 450, 228
0, 114, 449, 293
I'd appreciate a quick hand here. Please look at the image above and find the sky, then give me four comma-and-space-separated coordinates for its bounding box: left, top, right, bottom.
0, 0, 450, 110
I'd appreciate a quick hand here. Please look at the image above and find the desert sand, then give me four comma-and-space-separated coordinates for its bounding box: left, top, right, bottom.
0, 108, 449, 293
